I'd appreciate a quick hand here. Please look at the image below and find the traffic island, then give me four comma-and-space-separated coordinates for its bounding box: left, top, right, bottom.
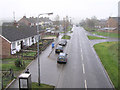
87, 35, 106, 40
62, 35, 71, 39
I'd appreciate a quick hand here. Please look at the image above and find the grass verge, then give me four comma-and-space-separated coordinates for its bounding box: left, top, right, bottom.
32, 82, 54, 89
92, 31, 120, 38
62, 35, 71, 39
94, 41, 118, 90
87, 35, 105, 40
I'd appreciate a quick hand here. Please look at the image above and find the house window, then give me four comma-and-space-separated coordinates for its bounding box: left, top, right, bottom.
32, 37, 34, 42
17, 42, 20, 46
12, 42, 15, 49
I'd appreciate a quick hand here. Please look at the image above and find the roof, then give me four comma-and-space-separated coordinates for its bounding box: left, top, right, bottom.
18, 16, 52, 25
2, 22, 14, 26
110, 17, 120, 22
19, 73, 31, 78
1, 26, 37, 42
59, 53, 66, 56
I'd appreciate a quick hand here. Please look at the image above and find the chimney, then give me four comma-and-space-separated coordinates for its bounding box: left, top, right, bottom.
23, 16, 26, 18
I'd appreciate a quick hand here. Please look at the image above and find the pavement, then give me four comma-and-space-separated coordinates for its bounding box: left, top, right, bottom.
8, 26, 117, 89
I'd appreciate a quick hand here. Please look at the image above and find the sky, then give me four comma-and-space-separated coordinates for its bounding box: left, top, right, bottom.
0, 0, 119, 23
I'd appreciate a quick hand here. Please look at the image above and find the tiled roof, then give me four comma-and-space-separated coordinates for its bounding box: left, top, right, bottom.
1, 26, 37, 42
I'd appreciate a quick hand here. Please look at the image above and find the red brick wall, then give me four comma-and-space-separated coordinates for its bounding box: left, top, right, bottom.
107, 18, 118, 28
0, 36, 11, 58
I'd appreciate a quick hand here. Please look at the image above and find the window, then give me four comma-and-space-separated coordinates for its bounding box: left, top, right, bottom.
12, 42, 15, 49
17, 42, 20, 46
32, 37, 34, 42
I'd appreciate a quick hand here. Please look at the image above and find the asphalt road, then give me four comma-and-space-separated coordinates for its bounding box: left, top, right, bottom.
56, 26, 114, 88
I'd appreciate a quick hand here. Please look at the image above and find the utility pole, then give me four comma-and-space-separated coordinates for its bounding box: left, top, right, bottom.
37, 12, 53, 86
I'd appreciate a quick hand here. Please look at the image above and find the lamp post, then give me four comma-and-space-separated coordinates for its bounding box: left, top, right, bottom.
37, 12, 53, 86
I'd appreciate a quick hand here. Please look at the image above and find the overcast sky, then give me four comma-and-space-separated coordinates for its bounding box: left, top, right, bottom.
0, 0, 119, 23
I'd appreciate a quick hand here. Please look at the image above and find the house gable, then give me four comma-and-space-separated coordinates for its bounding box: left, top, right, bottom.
0, 36, 11, 58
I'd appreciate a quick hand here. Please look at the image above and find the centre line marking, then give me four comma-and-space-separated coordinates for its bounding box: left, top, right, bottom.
85, 80, 87, 89
82, 64, 85, 74
81, 49, 82, 53
81, 54, 83, 61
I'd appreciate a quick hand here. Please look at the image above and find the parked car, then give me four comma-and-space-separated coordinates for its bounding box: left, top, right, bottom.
57, 53, 68, 64
59, 40, 67, 46
46, 28, 50, 31
55, 45, 63, 53
46, 30, 51, 33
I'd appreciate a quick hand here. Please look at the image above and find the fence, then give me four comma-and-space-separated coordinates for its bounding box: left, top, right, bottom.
2, 69, 15, 89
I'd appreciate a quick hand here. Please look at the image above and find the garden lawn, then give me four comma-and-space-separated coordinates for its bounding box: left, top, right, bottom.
43, 35, 56, 37
23, 51, 36, 56
2, 58, 33, 88
2, 58, 32, 71
87, 35, 105, 40
94, 41, 118, 89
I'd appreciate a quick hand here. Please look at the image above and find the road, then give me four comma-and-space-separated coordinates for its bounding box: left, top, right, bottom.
56, 26, 114, 88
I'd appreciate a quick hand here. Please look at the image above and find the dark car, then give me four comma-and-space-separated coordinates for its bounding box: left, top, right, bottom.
57, 53, 68, 64
59, 40, 67, 46
55, 46, 63, 53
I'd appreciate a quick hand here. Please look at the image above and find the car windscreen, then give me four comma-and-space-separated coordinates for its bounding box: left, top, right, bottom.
57, 47, 62, 49
58, 56, 65, 59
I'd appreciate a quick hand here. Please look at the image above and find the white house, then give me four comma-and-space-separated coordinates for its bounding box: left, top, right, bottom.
0, 25, 39, 58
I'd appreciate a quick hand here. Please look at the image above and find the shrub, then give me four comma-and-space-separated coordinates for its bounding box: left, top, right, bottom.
14, 60, 22, 67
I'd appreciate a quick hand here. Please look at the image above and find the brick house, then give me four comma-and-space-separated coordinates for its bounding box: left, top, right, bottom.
0, 25, 39, 58
18, 16, 53, 27
106, 17, 120, 30
18, 16, 34, 26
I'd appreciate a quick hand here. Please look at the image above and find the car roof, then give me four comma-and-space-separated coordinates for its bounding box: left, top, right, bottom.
59, 53, 66, 56
57, 45, 62, 48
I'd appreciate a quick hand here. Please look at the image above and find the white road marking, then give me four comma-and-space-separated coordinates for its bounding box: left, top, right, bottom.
81, 49, 82, 53
84, 80, 87, 89
82, 64, 85, 74
81, 54, 83, 61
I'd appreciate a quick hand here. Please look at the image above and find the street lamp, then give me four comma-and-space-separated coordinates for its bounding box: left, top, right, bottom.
37, 12, 53, 86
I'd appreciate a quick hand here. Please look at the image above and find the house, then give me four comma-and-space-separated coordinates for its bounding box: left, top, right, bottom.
0, 25, 39, 58
18, 16, 53, 27
97, 19, 107, 28
106, 17, 120, 30
18, 16, 35, 26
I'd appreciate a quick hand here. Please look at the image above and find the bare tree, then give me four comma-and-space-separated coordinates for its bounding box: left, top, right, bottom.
54, 15, 60, 26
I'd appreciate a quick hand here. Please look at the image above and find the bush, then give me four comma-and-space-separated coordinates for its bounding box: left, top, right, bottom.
14, 60, 22, 67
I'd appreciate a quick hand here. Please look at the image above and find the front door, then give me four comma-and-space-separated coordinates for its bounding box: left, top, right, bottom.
21, 41, 23, 49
